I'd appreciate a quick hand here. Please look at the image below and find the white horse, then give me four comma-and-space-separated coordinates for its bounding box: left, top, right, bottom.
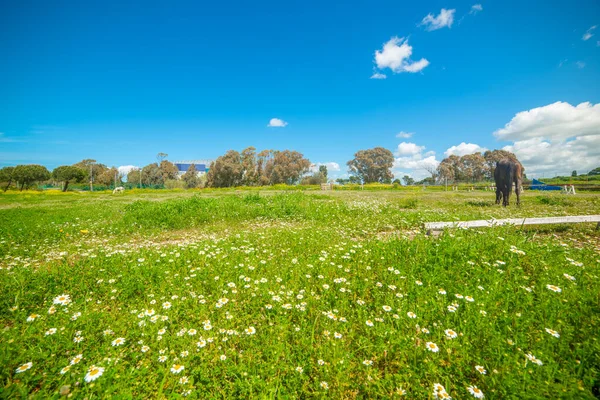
113, 186, 125, 194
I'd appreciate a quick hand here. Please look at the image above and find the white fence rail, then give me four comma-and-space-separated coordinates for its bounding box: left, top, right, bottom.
425, 215, 600, 232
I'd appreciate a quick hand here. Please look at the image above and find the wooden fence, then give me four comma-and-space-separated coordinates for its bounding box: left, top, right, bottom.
425, 215, 600, 233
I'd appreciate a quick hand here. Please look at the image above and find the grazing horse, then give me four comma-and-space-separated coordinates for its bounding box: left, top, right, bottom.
113, 186, 125, 194
494, 159, 523, 206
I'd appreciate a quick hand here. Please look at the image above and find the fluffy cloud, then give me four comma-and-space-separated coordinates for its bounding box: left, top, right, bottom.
118, 165, 138, 176
370, 72, 387, 79
582, 25, 596, 41
396, 131, 414, 138
495, 101, 600, 176
267, 118, 288, 128
502, 136, 600, 176
374, 37, 429, 74
310, 162, 341, 173
392, 142, 440, 180
444, 142, 488, 157
396, 142, 425, 156
421, 9, 456, 31
470, 4, 483, 14
494, 101, 600, 142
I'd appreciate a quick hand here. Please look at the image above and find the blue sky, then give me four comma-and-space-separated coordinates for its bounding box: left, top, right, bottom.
1, 0, 599, 179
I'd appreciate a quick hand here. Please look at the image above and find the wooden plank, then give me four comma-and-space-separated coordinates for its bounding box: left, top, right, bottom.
425, 215, 600, 231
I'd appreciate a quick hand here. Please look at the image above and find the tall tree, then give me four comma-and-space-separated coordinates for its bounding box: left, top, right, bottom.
72, 159, 108, 184
12, 165, 51, 190
460, 153, 487, 182
483, 150, 519, 180
402, 175, 415, 186
241, 147, 259, 186
0, 166, 15, 192
264, 150, 311, 184
127, 169, 142, 187
206, 150, 244, 188
96, 167, 121, 187
182, 164, 201, 188
256, 149, 272, 185
141, 163, 164, 186
319, 165, 328, 181
52, 166, 85, 192
159, 160, 179, 182
347, 147, 394, 183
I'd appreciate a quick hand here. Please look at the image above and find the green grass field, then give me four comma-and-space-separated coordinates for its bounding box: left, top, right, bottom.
1, 189, 599, 399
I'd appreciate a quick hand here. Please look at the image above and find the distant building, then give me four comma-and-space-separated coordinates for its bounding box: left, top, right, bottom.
174, 160, 212, 178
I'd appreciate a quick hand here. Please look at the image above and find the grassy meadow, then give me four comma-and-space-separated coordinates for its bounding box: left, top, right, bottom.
1, 189, 599, 399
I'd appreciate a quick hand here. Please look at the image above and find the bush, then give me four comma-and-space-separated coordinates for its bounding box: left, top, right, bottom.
164, 179, 185, 189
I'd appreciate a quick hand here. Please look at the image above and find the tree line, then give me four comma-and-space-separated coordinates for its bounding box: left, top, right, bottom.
2, 146, 598, 192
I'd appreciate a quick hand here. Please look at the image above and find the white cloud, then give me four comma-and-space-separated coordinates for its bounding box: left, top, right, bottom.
495, 101, 600, 176
118, 165, 138, 176
374, 37, 429, 74
396, 142, 425, 156
310, 162, 340, 173
392, 141, 440, 180
503, 136, 600, 177
420, 9, 456, 31
444, 142, 488, 157
582, 25, 597, 41
470, 4, 483, 14
268, 118, 288, 128
396, 131, 414, 138
576, 61, 586, 69
370, 72, 387, 79
494, 101, 600, 142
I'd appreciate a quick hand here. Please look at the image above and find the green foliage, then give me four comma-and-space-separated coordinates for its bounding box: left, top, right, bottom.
347, 147, 394, 183
587, 167, 600, 176
402, 175, 415, 186
52, 165, 85, 191
536, 195, 573, 206
181, 164, 201, 189
12, 164, 51, 190
208, 148, 311, 188
1, 190, 599, 398
0, 166, 15, 191
164, 179, 185, 189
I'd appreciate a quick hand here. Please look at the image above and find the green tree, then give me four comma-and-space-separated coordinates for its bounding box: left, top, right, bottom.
483, 150, 520, 180
72, 159, 108, 184
206, 150, 244, 188
96, 167, 121, 187
52, 166, 85, 192
141, 163, 164, 186
12, 164, 51, 190
0, 166, 15, 192
241, 147, 259, 186
571, 170, 577, 177
347, 147, 394, 183
588, 167, 600, 176
182, 164, 201, 188
159, 160, 179, 182
402, 175, 415, 186
319, 165, 328, 180
264, 150, 311, 185
127, 169, 142, 187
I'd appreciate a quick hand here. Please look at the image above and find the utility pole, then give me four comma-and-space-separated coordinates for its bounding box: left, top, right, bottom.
139, 168, 142, 189
89, 160, 96, 192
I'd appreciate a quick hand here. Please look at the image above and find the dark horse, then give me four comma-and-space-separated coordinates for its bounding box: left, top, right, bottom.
494, 159, 523, 206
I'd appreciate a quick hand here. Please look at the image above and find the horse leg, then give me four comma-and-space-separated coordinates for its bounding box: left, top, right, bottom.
515, 180, 521, 206
502, 185, 510, 207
